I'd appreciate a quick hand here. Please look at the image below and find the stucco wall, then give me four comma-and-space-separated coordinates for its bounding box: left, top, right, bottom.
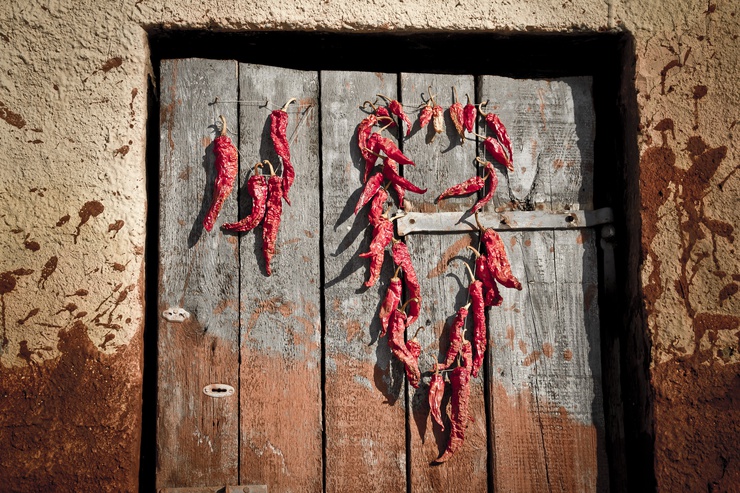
0, 0, 737, 490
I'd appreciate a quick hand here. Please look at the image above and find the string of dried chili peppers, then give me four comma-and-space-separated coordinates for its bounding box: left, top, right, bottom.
262, 160, 284, 276
203, 115, 239, 232
221, 162, 267, 232
270, 98, 296, 205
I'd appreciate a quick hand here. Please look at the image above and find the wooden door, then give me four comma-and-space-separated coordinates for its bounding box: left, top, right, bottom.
157, 59, 611, 492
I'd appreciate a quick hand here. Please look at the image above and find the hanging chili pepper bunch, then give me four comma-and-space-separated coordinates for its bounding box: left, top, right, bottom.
430, 218, 522, 463
217, 99, 297, 276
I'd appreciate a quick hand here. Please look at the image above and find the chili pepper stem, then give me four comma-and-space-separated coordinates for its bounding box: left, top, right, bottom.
393, 265, 402, 278
472, 132, 490, 140
252, 162, 263, 175
412, 325, 424, 339
474, 211, 485, 231
453, 86, 459, 103
463, 262, 476, 284
478, 100, 490, 116
363, 147, 384, 158
264, 159, 276, 176
466, 94, 471, 105
466, 245, 482, 258
377, 94, 392, 103
400, 297, 419, 313
281, 98, 297, 112
360, 100, 378, 111
428, 86, 437, 106
218, 115, 227, 136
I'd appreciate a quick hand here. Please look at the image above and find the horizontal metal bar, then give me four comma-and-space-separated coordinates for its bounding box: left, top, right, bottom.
396, 208, 613, 236
159, 486, 267, 493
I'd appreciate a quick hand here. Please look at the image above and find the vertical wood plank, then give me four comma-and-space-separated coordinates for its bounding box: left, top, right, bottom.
481, 76, 608, 491
479, 77, 595, 212
401, 73, 488, 492
320, 71, 407, 492
157, 58, 240, 488
237, 64, 323, 492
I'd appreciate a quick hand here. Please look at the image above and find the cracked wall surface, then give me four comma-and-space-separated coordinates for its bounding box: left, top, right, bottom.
0, 0, 737, 490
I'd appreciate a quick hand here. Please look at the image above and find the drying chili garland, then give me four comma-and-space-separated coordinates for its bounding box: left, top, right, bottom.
354, 88, 522, 463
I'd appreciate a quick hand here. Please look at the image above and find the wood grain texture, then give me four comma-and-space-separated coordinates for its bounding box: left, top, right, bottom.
157, 58, 240, 488
481, 76, 608, 492
401, 73, 488, 492
478, 76, 595, 212
320, 71, 406, 492
236, 64, 322, 493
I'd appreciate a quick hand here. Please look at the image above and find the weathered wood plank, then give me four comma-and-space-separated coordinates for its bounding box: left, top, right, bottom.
478, 76, 595, 212
320, 71, 406, 492
237, 63, 322, 492
396, 208, 614, 235
157, 58, 240, 488
481, 76, 607, 491
401, 73, 488, 491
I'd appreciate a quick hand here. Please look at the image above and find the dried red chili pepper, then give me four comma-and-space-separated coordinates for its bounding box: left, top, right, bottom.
482, 228, 522, 290
378, 94, 412, 136
429, 365, 446, 430
473, 252, 503, 307
379, 266, 402, 338
368, 185, 388, 226
391, 240, 421, 327
479, 101, 513, 162
222, 163, 267, 232
463, 95, 477, 134
470, 159, 499, 214
362, 101, 395, 129
354, 172, 384, 215
271, 98, 296, 205
405, 335, 422, 388
418, 101, 433, 130
479, 134, 514, 172
203, 115, 239, 232
388, 302, 421, 388
358, 115, 378, 183
440, 304, 469, 370
262, 160, 284, 276
466, 263, 487, 378
359, 214, 394, 288
449, 87, 465, 144
382, 157, 427, 195
383, 158, 406, 207
436, 175, 485, 202
432, 105, 445, 137
435, 340, 472, 463
368, 133, 416, 166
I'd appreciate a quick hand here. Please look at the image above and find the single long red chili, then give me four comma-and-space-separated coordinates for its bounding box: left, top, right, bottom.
383, 158, 406, 207
480, 102, 513, 162
203, 115, 239, 232
470, 159, 498, 214
262, 161, 284, 276
270, 99, 295, 205
222, 163, 268, 232
379, 94, 412, 136
436, 175, 485, 202
463, 95, 477, 134
429, 365, 446, 430
382, 158, 427, 195
379, 267, 402, 338
449, 88, 465, 144
480, 135, 514, 172
440, 304, 469, 370
436, 341, 472, 463
369, 133, 416, 166
368, 186, 388, 226
405, 336, 422, 388
359, 215, 394, 287
388, 304, 421, 388
482, 228, 522, 290
358, 115, 378, 183
468, 277, 487, 378
391, 240, 421, 326
355, 172, 384, 215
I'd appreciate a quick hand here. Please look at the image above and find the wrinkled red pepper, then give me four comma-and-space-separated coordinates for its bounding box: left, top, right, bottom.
436, 341, 472, 463
440, 304, 469, 370
391, 240, 421, 326
449, 88, 465, 144
270, 99, 295, 205
359, 214, 394, 287
468, 277, 487, 378
203, 115, 239, 232
474, 253, 503, 307
429, 365, 446, 430
482, 228, 522, 290
405, 336, 422, 388
222, 163, 267, 232
463, 95, 477, 134
368, 133, 416, 166
262, 161, 284, 276
480, 102, 513, 162
368, 186, 388, 226
382, 157, 427, 195
358, 115, 378, 183
436, 175, 485, 202
355, 172, 384, 215
432, 105, 445, 137
388, 305, 421, 388
482, 136, 514, 172
470, 160, 498, 214
379, 267, 402, 337
379, 94, 412, 136
418, 101, 433, 130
